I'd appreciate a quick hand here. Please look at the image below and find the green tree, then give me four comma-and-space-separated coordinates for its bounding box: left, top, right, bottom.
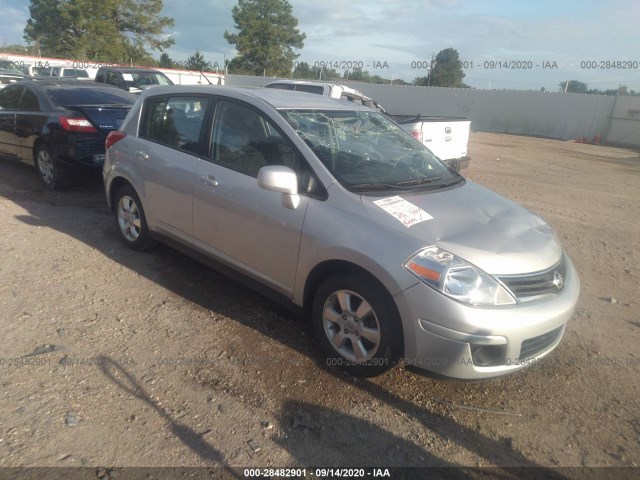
412, 75, 429, 86
24, 0, 175, 63
560, 80, 588, 93
224, 0, 306, 76
185, 50, 212, 72
292, 61, 312, 79
24, 0, 63, 56
427, 48, 467, 87
0, 44, 31, 55
345, 67, 370, 82
311, 66, 339, 81
158, 52, 175, 68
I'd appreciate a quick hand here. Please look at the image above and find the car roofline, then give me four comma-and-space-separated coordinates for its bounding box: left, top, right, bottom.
135, 85, 375, 111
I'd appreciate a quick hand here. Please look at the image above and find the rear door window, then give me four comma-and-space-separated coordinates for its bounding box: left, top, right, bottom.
18, 87, 40, 111
141, 96, 212, 155
106, 71, 121, 87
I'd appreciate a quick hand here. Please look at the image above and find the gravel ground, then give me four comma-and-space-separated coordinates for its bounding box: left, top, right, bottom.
0, 132, 639, 477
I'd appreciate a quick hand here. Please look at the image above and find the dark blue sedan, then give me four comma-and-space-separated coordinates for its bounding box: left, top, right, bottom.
0, 79, 135, 189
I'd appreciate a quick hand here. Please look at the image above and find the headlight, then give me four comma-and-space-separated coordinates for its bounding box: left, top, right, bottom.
404, 246, 516, 306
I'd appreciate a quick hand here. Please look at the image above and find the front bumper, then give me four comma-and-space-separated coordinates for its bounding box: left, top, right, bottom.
394, 254, 580, 379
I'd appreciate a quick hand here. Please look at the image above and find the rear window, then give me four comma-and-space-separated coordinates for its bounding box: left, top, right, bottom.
63, 69, 89, 77
294, 85, 324, 95
122, 71, 173, 90
265, 83, 295, 91
46, 87, 135, 106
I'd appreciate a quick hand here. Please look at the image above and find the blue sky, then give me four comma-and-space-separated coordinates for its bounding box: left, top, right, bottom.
3, 0, 640, 91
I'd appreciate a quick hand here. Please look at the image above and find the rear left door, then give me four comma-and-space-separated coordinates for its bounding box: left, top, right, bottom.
15, 85, 48, 164
134, 94, 213, 244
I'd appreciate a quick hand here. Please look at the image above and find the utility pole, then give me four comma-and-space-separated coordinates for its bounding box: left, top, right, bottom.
427, 52, 435, 87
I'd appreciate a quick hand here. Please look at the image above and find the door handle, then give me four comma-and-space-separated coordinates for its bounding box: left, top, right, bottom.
199, 175, 218, 187
135, 151, 149, 160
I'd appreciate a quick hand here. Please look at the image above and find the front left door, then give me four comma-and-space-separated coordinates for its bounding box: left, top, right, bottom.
0, 85, 24, 159
193, 99, 311, 297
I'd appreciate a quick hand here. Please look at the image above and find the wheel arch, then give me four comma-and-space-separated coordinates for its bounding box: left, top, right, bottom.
108, 176, 135, 211
302, 260, 405, 348
32, 138, 50, 167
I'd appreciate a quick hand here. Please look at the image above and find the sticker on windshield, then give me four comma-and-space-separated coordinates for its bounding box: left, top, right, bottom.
122, 73, 134, 81
373, 196, 433, 227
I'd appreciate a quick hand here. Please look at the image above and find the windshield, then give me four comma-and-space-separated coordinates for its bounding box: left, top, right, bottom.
280, 109, 460, 192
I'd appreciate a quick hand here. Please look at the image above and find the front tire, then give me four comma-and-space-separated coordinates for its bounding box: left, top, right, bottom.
113, 185, 156, 251
312, 272, 402, 377
36, 144, 71, 189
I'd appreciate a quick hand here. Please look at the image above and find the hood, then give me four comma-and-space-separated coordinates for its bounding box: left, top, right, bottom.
361, 180, 562, 275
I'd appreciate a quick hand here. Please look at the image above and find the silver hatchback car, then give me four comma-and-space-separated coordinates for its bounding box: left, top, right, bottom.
103, 86, 579, 379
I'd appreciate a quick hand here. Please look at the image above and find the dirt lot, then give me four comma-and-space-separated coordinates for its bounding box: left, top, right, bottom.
0, 132, 639, 477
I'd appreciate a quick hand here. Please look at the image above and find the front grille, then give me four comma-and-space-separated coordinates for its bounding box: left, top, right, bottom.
498, 256, 566, 300
520, 326, 563, 359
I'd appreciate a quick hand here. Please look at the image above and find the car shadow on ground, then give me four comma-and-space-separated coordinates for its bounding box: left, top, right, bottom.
1, 159, 573, 477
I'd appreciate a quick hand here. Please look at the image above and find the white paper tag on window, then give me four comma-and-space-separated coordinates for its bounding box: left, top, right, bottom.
373, 196, 433, 227
122, 73, 134, 81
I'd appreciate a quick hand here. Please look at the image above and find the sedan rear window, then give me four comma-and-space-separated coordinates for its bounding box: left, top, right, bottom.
46, 87, 135, 106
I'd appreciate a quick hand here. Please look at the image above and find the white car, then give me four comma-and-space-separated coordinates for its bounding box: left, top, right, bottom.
264, 80, 384, 111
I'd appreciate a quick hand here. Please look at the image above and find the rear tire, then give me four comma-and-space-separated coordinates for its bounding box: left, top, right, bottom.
113, 184, 156, 251
36, 144, 72, 189
312, 272, 402, 377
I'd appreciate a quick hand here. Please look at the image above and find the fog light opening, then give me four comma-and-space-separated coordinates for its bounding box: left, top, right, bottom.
471, 344, 506, 367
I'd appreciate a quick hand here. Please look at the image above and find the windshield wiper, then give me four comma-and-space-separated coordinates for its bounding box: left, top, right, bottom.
437, 176, 465, 188
393, 176, 443, 187
348, 175, 457, 192
348, 182, 400, 191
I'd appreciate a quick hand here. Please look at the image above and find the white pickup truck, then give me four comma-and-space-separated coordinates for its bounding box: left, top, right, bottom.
263, 80, 471, 171
390, 115, 471, 171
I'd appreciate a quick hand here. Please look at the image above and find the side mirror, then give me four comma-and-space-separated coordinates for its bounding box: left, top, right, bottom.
257, 165, 300, 209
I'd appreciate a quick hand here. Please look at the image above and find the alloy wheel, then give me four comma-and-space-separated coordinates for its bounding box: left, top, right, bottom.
322, 289, 381, 362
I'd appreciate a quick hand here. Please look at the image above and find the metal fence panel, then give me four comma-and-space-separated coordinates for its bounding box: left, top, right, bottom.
225, 75, 620, 143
